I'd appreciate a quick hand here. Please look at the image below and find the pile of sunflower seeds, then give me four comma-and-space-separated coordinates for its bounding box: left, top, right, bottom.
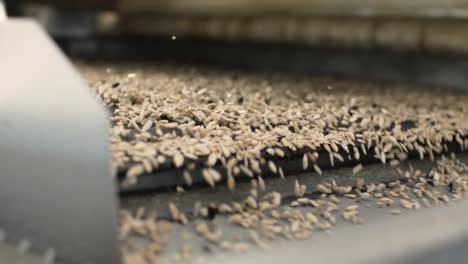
77, 63, 468, 263
79, 63, 468, 189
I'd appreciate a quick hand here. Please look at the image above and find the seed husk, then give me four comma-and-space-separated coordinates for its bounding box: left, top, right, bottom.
173, 153, 184, 168
400, 199, 413, 209
278, 167, 285, 179
294, 179, 302, 197
305, 212, 319, 225
335, 186, 352, 194
317, 184, 332, 194
126, 164, 144, 179
183, 171, 192, 186
352, 164, 363, 175
313, 164, 323, 175
302, 154, 308, 170
389, 209, 402, 215
202, 169, 215, 187
268, 161, 278, 174
258, 176, 266, 192
206, 153, 218, 167
345, 205, 359, 211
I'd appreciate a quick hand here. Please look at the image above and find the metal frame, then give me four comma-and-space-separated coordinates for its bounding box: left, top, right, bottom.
0, 19, 120, 263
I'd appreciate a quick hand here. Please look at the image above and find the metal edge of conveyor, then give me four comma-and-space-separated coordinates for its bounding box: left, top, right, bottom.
0, 19, 120, 263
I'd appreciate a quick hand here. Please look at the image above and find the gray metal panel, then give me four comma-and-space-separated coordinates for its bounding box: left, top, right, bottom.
217, 194, 468, 264
0, 19, 120, 263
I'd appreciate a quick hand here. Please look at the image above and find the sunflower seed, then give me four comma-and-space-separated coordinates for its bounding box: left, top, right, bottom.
302, 154, 309, 170
268, 161, 278, 174
294, 179, 302, 197
313, 164, 322, 175
173, 152, 184, 168
183, 171, 193, 186
389, 209, 402, 215
317, 184, 332, 194
352, 164, 363, 175
258, 176, 266, 192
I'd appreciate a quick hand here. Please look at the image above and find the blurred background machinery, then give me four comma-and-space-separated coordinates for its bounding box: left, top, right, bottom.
10, 0, 468, 53
7, 0, 468, 90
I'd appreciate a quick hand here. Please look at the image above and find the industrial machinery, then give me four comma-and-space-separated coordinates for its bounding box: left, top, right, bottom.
1, 1, 468, 264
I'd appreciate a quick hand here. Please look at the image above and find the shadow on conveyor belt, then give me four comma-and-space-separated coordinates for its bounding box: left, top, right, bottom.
56, 34, 468, 92
119, 134, 466, 195
120, 151, 468, 217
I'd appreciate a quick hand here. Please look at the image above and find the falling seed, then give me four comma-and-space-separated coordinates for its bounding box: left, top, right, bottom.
309, 199, 320, 207
232, 242, 249, 253
169, 202, 180, 220
202, 169, 215, 187
378, 197, 394, 207
294, 179, 302, 197
183, 171, 193, 186
220, 241, 233, 250
240, 165, 254, 177
173, 152, 184, 168
275, 148, 285, 157
329, 153, 335, 167
296, 198, 309, 205
335, 186, 352, 194
359, 192, 372, 200
227, 174, 236, 190
353, 147, 360, 160
300, 185, 307, 197
400, 199, 413, 209
206, 153, 218, 167
199, 207, 209, 218
333, 153, 344, 162
329, 195, 340, 204
258, 176, 266, 192
345, 205, 359, 211
313, 164, 322, 175
306, 213, 319, 225
278, 167, 285, 179
179, 213, 188, 225
291, 201, 300, 207
317, 184, 332, 194
245, 196, 258, 209
218, 203, 233, 214
352, 164, 363, 175
302, 154, 308, 170
126, 164, 144, 179
268, 161, 278, 174
356, 178, 365, 190
390, 160, 400, 167
209, 168, 221, 182
141, 120, 153, 132
340, 143, 350, 153
141, 159, 152, 173
266, 148, 275, 156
